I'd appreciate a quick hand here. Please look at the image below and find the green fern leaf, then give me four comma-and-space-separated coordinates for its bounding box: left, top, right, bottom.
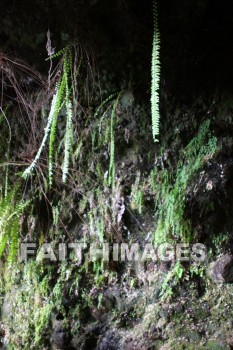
48, 76, 66, 186
22, 90, 59, 179
62, 100, 73, 182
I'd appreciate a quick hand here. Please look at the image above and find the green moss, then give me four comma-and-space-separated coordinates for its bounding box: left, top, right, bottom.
1, 261, 68, 349
153, 119, 218, 243
0, 184, 31, 262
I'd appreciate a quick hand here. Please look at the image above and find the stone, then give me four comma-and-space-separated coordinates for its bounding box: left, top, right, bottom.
212, 254, 233, 283
52, 327, 71, 350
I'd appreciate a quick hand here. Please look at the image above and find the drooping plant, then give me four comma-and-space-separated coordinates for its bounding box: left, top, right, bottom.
22, 88, 61, 180
22, 47, 75, 184
151, 0, 161, 142
48, 74, 66, 186
93, 91, 123, 189
62, 48, 74, 182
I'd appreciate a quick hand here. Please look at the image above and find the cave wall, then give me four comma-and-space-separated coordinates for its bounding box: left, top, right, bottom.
0, 1, 233, 349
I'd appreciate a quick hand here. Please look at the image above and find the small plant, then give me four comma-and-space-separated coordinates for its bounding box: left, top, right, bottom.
211, 232, 229, 255
93, 91, 123, 189
189, 262, 205, 278
160, 261, 184, 300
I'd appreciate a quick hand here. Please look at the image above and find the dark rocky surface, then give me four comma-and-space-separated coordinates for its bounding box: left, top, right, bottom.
0, 1, 233, 349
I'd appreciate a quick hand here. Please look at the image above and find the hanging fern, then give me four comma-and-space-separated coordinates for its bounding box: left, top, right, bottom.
22, 46, 77, 185
48, 109, 58, 186
48, 76, 66, 186
22, 91, 59, 179
62, 100, 73, 182
94, 91, 119, 119
45, 46, 68, 61
151, 0, 161, 142
62, 48, 74, 182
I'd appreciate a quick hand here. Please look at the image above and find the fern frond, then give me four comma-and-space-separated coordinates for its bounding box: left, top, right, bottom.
63, 47, 72, 99
22, 91, 59, 179
0, 232, 7, 258
23, 46, 75, 185
48, 117, 58, 187
94, 91, 120, 119
48, 76, 66, 186
151, 0, 161, 142
62, 100, 73, 182
45, 47, 68, 61
60, 48, 74, 183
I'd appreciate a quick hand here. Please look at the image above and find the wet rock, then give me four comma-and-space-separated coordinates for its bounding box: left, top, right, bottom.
51, 317, 71, 350
90, 292, 116, 321
97, 330, 119, 350
122, 338, 147, 350
1, 292, 13, 321
52, 326, 71, 350
211, 254, 233, 283
226, 335, 233, 349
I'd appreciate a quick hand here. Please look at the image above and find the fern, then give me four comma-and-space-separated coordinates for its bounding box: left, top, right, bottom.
48, 113, 58, 186
94, 91, 120, 119
62, 100, 73, 182
62, 48, 74, 182
151, 0, 161, 142
0, 231, 7, 258
45, 46, 68, 61
22, 91, 59, 179
22, 46, 76, 185
48, 76, 66, 186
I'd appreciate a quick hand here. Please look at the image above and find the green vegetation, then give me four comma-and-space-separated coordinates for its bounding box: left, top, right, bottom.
124, 120, 219, 298
0, 185, 30, 262
2, 262, 62, 348
153, 120, 218, 243
160, 261, 184, 300
22, 47, 74, 184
